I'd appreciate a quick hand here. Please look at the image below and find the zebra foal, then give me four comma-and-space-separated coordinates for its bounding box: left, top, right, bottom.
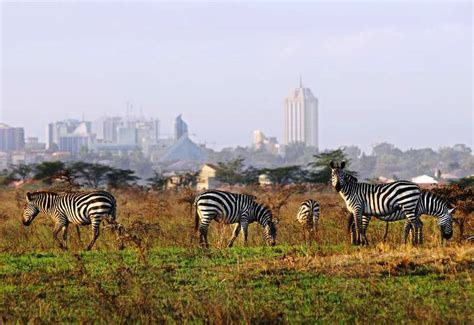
194, 190, 277, 248
22, 190, 121, 250
296, 199, 320, 241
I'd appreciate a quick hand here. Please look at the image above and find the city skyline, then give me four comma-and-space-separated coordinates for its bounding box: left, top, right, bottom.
1, 2, 472, 152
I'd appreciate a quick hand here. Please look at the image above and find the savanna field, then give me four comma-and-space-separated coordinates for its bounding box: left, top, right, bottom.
0, 185, 473, 323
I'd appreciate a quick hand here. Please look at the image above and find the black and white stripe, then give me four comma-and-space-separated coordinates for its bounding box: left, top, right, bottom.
296, 199, 320, 238
23, 190, 118, 250
350, 190, 455, 243
194, 190, 276, 248
330, 161, 422, 245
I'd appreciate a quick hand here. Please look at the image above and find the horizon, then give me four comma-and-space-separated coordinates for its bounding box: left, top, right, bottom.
1, 1, 473, 152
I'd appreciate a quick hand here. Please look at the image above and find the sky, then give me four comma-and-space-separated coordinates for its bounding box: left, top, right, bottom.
1, 1, 472, 153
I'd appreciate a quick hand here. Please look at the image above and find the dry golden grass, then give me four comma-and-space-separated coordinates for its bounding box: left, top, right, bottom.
1, 185, 473, 323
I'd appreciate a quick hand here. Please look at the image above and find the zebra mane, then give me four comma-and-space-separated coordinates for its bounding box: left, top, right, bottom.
421, 190, 450, 208
27, 191, 60, 200
342, 171, 358, 184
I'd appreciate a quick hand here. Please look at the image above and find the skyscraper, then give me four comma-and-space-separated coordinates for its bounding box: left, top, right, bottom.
0, 124, 25, 152
283, 79, 319, 149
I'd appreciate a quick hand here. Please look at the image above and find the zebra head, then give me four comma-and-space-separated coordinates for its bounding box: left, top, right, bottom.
438, 207, 455, 240
264, 219, 277, 246
23, 192, 40, 226
330, 160, 347, 192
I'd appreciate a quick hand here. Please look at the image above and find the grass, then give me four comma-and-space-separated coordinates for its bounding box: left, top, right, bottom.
0, 186, 473, 323
1, 245, 473, 323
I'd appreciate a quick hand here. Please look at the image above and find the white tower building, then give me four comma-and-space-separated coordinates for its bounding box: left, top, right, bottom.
283, 79, 319, 149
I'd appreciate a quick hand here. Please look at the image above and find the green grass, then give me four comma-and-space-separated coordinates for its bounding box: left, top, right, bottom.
1, 246, 473, 323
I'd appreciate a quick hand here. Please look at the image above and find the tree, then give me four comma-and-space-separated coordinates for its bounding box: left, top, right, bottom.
69, 162, 112, 188
307, 149, 350, 183
259, 166, 306, 185
33, 161, 65, 184
106, 168, 139, 188
175, 171, 200, 189
148, 172, 169, 191
215, 157, 247, 185
10, 164, 33, 181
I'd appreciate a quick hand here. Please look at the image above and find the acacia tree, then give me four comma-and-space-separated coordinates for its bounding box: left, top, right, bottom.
259, 166, 306, 185
106, 168, 139, 189
69, 162, 112, 188
215, 157, 248, 185
307, 149, 351, 184
148, 172, 169, 191
33, 161, 66, 184
10, 164, 34, 181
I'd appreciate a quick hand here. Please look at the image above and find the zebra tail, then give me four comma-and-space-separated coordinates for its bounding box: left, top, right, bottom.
194, 207, 199, 232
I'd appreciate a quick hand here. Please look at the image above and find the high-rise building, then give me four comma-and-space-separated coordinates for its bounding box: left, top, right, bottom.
0, 124, 25, 152
174, 114, 188, 140
46, 120, 95, 154
283, 79, 319, 149
46, 119, 81, 149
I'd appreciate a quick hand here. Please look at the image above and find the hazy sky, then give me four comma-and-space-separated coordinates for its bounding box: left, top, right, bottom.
1, 1, 472, 152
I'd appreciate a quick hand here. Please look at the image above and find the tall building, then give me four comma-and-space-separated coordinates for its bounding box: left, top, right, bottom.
46, 119, 81, 149
283, 79, 319, 149
0, 124, 25, 152
174, 114, 188, 140
46, 120, 95, 154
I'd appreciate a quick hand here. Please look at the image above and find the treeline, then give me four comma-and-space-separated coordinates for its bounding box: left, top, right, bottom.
2, 146, 473, 190
205, 143, 474, 180
0, 161, 138, 189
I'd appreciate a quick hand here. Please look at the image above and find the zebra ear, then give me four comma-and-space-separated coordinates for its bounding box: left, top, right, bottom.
329, 161, 336, 169
340, 161, 346, 169
448, 207, 456, 214
273, 219, 279, 225
26, 192, 32, 202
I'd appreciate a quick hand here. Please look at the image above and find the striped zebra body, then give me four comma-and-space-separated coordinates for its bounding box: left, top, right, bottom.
296, 199, 320, 237
22, 190, 118, 250
194, 190, 276, 248
350, 191, 454, 243
330, 161, 422, 245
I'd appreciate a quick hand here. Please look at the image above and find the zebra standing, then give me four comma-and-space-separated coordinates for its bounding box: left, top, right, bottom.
330, 161, 422, 245
22, 190, 120, 250
347, 190, 454, 243
194, 190, 277, 248
296, 199, 320, 241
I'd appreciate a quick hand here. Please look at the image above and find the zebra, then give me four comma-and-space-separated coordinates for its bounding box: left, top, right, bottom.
330, 161, 423, 245
296, 199, 320, 241
347, 190, 454, 243
22, 190, 120, 250
194, 190, 277, 248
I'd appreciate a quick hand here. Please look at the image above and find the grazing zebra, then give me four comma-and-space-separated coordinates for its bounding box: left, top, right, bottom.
330, 161, 422, 245
194, 190, 277, 248
348, 190, 454, 243
296, 199, 320, 240
22, 190, 120, 250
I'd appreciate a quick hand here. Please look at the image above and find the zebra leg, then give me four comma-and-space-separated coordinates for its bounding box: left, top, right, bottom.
53, 223, 67, 250
402, 221, 413, 244
406, 216, 422, 246
353, 210, 363, 246
347, 214, 357, 245
86, 217, 102, 251
76, 225, 82, 242
62, 224, 69, 250
198, 225, 209, 248
360, 215, 371, 246
241, 222, 249, 246
227, 224, 241, 247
